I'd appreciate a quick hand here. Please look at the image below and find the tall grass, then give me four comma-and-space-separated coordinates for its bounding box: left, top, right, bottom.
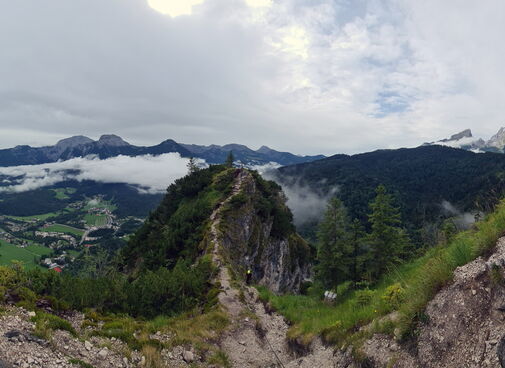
397, 200, 505, 337
258, 199, 505, 344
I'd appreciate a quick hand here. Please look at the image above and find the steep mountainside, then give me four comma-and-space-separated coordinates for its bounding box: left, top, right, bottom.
277, 145, 505, 239
122, 165, 310, 292
358, 237, 505, 367
212, 169, 311, 293
488, 127, 505, 151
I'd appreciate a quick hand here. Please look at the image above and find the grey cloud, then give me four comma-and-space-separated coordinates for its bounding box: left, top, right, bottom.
441, 200, 480, 230
2, 0, 505, 154
262, 169, 338, 226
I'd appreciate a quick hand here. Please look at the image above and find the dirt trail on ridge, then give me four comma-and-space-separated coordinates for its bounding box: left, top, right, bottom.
209, 169, 343, 368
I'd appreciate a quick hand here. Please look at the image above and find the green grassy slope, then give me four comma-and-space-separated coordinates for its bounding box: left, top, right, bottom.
259, 198, 505, 345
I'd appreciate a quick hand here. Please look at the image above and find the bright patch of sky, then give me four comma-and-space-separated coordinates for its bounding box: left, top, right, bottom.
147, 0, 204, 17
245, 0, 272, 8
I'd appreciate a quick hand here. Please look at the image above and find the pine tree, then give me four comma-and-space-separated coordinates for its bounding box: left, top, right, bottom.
316, 197, 352, 289
225, 151, 234, 168
439, 218, 457, 245
349, 218, 365, 285
366, 185, 409, 280
187, 157, 199, 174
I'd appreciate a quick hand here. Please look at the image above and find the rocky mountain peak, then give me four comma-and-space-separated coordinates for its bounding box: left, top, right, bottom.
427, 128, 485, 150
55, 136, 94, 150
257, 145, 275, 154
449, 129, 472, 141
220, 143, 251, 153
97, 134, 130, 147
487, 127, 505, 149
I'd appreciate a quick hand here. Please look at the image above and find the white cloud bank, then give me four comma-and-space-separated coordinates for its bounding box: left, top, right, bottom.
0, 154, 194, 194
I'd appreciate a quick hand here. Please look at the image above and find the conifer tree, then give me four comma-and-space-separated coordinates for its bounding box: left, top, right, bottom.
440, 218, 457, 245
187, 157, 199, 174
316, 197, 352, 288
366, 185, 409, 279
349, 218, 365, 285
225, 151, 234, 168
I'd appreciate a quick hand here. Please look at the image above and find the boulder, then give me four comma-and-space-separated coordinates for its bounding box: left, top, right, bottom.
182, 350, 195, 363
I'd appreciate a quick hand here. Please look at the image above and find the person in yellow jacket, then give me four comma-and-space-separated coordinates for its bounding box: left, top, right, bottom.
246, 269, 252, 285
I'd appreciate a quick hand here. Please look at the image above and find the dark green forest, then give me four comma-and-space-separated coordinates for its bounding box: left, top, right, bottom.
0, 180, 163, 217
315, 185, 411, 289
278, 145, 505, 244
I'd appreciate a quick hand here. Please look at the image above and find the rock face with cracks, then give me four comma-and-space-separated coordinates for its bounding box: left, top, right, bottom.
215, 169, 311, 294
363, 237, 505, 367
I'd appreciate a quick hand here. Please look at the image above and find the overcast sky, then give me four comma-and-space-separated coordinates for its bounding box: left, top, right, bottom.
1, 0, 505, 155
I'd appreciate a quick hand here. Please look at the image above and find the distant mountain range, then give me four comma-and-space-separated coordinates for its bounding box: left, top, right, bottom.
0, 135, 325, 167
425, 127, 505, 153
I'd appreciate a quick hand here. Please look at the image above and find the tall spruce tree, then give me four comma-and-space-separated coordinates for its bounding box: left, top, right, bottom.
225, 151, 234, 168
187, 157, 199, 174
349, 218, 365, 285
366, 185, 409, 280
316, 197, 353, 289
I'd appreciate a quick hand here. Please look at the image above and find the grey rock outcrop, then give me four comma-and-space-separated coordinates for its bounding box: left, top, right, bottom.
216, 170, 311, 293
448, 128, 472, 141
427, 129, 486, 150
487, 127, 505, 150
362, 237, 505, 367
414, 238, 505, 367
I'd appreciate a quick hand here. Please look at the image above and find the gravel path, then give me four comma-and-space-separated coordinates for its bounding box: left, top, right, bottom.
210, 169, 345, 368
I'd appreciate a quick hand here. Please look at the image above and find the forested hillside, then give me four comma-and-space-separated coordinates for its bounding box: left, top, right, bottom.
121, 164, 233, 272
278, 145, 505, 243
0, 180, 163, 218
0, 163, 307, 319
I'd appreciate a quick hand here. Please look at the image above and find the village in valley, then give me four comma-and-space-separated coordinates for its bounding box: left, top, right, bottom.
0, 194, 140, 271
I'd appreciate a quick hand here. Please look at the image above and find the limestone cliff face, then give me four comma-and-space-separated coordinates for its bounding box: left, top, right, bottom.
216, 170, 311, 294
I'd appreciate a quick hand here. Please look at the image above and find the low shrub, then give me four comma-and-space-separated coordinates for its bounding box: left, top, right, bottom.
490, 264, 504, 286
0, 266, 18, 288
14, 287, 37, 310
32, 312, 76, 339
336, 281, 353, 299
381, 283, 405, 310
0, 286, 6, 303
229, 192, 248, 208
208, 350, 231, 368
354, 289, 375, 307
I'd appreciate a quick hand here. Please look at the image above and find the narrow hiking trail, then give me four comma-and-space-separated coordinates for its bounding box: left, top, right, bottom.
209, 169, 341, 368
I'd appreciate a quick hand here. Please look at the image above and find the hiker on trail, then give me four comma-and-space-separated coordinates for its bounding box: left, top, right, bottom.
246, 269, 252, 285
